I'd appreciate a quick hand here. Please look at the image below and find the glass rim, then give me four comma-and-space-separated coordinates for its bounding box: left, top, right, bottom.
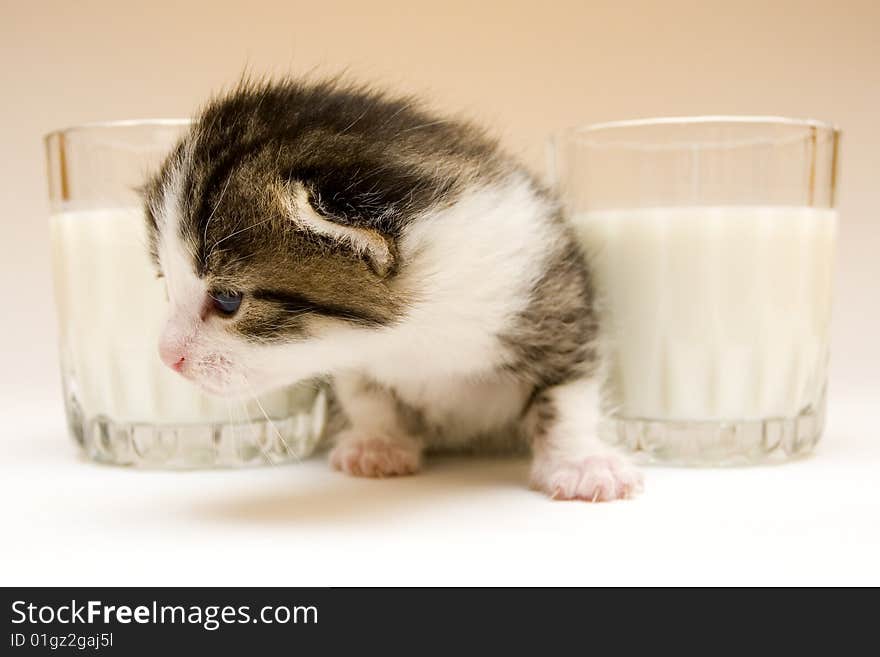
551, 114, 841, 147
553, 115, 840, 151
576, 115, 837, 133
44, 118, 193, 143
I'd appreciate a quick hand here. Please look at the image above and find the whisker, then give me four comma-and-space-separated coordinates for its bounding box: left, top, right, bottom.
398, 119, 450, 133
245, 377, 302, 465
381, 100, 414, 128
340, 109, 369, 134
210, 218, 273, 252
238, 395, 277, 464
202, 173, 234, 266
218, 252, 257, 269
224, 399, 241, 464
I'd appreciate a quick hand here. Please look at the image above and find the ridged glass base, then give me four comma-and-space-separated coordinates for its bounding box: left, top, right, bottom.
599, 401, 825, 466
63, 387, 328, 469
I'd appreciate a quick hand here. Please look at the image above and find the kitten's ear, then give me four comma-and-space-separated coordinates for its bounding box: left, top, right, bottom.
280, 182, 396, 278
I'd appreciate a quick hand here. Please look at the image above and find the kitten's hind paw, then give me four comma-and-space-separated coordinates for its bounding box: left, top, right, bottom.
530, 453, 643, 502
329, 432, 422, 478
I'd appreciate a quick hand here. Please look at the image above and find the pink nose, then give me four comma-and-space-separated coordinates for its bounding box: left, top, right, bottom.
158, 340, 187, 373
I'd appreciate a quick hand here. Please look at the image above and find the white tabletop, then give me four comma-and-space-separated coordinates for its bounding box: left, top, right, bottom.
1, 391, 878, 586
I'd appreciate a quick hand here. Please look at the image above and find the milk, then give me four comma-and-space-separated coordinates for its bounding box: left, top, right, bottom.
50, 207, 304, 425
573, 206, 836, 421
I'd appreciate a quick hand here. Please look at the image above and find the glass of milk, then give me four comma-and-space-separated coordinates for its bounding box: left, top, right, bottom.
45, 121, 327, 468
550, 117, 840, 465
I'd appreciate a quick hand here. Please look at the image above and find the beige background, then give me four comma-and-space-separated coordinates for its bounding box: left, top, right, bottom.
2, 0, 878, 405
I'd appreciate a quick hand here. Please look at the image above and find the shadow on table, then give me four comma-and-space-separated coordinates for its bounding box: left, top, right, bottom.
191, 454, 532, 526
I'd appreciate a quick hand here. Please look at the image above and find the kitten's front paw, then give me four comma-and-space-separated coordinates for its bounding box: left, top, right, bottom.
329, 432, 422, 478
530, 453, 643, 502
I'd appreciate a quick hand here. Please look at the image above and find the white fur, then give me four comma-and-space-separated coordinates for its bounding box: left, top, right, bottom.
158, 173, 203, 312
527, 378, 644, 500
534, 378, 604, 459
155, 154, 253, 391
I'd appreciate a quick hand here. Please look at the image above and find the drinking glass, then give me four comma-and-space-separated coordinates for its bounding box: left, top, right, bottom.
550, 116, 840, 465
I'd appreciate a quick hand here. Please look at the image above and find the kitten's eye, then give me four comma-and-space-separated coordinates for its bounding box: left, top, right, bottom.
211, 291, 244, 316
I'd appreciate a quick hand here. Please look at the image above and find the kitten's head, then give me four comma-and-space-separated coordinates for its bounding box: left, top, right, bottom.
143, 78, 503, 396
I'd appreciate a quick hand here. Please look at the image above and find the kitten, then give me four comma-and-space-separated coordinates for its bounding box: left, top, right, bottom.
143, 78, 642, 501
